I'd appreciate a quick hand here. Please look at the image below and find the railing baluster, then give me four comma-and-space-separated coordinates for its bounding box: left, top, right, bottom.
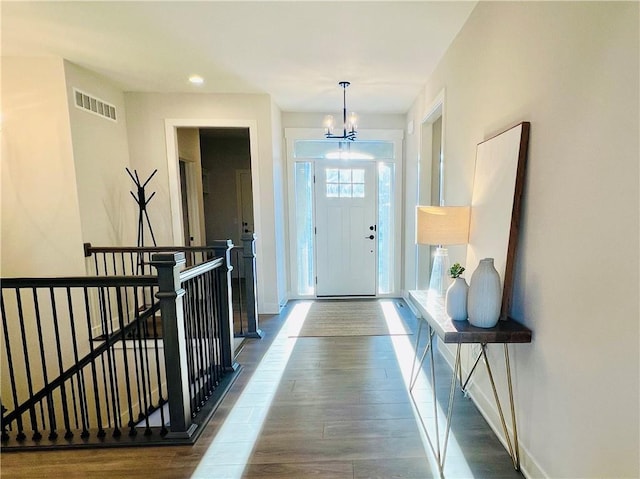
1, 293, 25, 440
128, 287, 145, 423
206, 271, 219, 387
133, 288, 152, 435
52, 288, 73, 438
15, 289, 40, 441
46, 288, 65, 440
183, 279, 196, 415
149, 285, 167, 435
114, 287, 136, 436
197, 276, 208, 408
202, 273, 214, 396
67, 287, 90, 438
31, 290, 48, 439
99, 286, 120, 437
80, 287, 105, 438
214, 271, 224, 380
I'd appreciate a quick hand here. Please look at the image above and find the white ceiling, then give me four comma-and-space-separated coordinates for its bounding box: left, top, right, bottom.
1, 1, 477, 114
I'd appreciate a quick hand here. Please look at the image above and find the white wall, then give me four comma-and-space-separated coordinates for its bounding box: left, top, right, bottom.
124, 92, 284, 313
405, 2, 639, 477
1, 57, 86, 276
64, 61, 136, 247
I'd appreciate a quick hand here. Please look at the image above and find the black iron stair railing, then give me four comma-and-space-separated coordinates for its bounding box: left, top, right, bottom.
1, 249, 241, 450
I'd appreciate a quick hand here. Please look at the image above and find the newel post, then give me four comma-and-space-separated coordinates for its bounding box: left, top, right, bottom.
151, 252, 196, 439
211, 240, 236, 371
242, 233, 263, 338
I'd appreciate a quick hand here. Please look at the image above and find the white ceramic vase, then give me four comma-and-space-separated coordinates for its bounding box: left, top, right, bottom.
445, 277, 468, 321
467, 258, 501, 328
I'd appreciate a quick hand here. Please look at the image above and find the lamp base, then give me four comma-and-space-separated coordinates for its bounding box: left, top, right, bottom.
428, 247, 450, 297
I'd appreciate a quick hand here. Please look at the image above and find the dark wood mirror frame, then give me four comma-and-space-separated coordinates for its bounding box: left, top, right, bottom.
465, 122, 530, 320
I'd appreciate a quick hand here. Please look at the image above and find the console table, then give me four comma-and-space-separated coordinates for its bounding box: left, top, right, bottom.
407, 290, 532, 477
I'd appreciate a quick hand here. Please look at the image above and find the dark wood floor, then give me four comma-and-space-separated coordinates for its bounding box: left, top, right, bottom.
1, 299, 523, 479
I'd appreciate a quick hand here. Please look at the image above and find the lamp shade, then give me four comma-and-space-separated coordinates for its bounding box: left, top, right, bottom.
416, 206, 470, 245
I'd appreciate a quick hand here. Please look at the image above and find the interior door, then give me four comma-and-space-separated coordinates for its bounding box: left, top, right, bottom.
315, 160, 377, 296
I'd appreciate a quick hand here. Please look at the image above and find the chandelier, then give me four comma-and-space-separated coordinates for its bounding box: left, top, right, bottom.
323, 81, 358, 141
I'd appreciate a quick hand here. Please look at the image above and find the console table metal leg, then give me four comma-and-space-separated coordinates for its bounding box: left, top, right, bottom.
414, 336, 463, 478
410, 323, 434, 391
461, 347, 483, 392
504, 344, 520, 470
409, 320, 424, 390
428, 326, 442, 468
481, 344, 520, 471
439, 344, 462, 476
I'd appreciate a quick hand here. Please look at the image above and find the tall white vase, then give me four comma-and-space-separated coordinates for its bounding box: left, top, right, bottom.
445, 277, 468, 321
467, 258, 501, 328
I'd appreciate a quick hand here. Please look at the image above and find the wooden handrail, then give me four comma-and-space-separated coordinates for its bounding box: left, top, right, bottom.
84, 243, 218, 258
1, 276, 158, 288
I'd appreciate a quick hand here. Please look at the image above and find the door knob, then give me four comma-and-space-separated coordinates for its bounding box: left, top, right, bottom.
366, 235, 375, 240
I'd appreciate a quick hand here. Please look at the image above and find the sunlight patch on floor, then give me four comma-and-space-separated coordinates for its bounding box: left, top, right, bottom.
191, 302, 312, 479
380, 300, 473, 478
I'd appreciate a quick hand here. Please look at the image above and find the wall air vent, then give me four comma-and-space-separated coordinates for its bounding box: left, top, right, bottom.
73, 88, 117, 122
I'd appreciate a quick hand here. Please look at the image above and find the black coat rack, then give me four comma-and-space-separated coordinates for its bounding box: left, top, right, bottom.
126, 168, 158, 248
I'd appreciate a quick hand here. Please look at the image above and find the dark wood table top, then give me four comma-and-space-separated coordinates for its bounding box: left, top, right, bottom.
408, 290, 532, 344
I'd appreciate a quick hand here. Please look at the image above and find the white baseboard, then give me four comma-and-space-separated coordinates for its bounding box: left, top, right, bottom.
259, 301, 281, 315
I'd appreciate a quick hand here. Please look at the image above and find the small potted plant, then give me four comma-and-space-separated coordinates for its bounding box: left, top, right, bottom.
446, 263, 469, 321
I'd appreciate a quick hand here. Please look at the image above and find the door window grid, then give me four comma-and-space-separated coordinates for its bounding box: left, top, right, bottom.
326, 168, 365, 198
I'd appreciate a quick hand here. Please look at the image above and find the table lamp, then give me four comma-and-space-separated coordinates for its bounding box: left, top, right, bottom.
416, 206, 470, 296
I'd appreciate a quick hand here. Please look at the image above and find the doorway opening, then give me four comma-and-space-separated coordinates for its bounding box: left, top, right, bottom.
166, 120, 262, 311
286, 131, 404, 299
198, 127, 253, 247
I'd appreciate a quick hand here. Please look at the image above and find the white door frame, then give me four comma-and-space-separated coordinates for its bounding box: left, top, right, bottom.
164, 119, 262, 263
284, 128, 404, 299
416, 90, 446, 288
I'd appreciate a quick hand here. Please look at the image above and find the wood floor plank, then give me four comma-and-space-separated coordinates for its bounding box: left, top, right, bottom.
323, 418, 421, 439
241, 461, 354, 479
250, 436, 428, 465
353, 457, 437, 479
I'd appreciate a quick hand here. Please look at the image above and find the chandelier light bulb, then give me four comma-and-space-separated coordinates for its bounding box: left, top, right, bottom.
323, 115, 335, 134
347, 112, 358, 131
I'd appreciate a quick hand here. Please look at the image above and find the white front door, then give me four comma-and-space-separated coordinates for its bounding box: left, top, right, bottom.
315, 160, 377, 296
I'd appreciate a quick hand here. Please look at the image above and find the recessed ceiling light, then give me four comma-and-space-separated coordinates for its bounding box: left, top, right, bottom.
189, 75, 204, 85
